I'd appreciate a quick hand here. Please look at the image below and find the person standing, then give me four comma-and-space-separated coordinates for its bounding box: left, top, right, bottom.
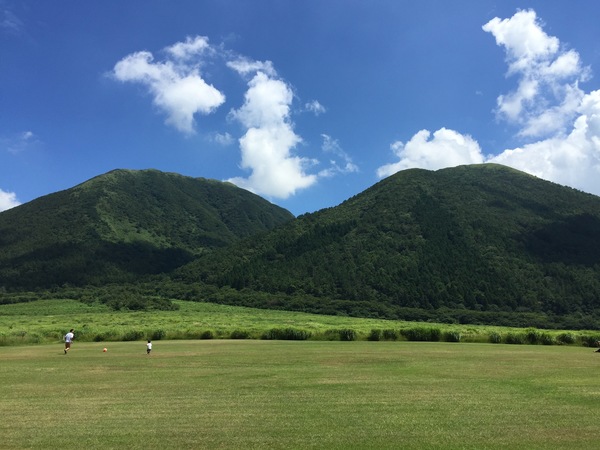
64, 329, 74, 354
146, 340, 152, 355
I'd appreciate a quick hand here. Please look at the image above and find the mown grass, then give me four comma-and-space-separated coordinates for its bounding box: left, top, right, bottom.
0, 340, 599, 449
1, 299, 599, 348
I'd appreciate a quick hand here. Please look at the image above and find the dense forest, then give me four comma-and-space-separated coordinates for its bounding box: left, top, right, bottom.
0, 169, 293, 287
1, 165, 600, 329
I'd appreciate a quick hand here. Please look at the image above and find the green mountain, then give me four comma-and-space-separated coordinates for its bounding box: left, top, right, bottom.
178, 164, 600, 324
2, 164, 600, 328
0, 169, 293, 289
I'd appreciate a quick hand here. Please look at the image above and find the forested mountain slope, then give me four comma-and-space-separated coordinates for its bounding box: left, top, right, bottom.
0, 169, 293, 288
178, 164, 600, 319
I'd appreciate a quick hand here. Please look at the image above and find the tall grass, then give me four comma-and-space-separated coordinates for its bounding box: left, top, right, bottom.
1, 299, 599, 348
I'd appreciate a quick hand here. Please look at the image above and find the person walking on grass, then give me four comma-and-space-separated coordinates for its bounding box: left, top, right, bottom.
64, 329, 74, 354
146, 340, 152, 355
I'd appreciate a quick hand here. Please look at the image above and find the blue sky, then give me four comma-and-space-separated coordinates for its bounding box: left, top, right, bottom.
2, 1, 600, 216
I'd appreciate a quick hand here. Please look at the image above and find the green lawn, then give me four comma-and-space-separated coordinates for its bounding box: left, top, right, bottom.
1, 340, 598, 449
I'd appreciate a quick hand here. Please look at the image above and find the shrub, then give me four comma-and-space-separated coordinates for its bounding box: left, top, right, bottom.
151, 329, 166, 340
261, 328, 311, 340
504, 332, 525, 345
525, 329, 540, 345
382, 329, 398, 341
556, 333, 576, 345
579, 334, 600, 347
93, 330, 119, 342
401, 327, 441, 342
200, 330, 214, 340
443, 331, 461, 342
339, 329, 357, 341
123, 330, 144, 341
488, 332, 502, 344
230, 330, 250, 339
539, 333, 555, 345
367, 329, 381, 341
323, 329, 340, 341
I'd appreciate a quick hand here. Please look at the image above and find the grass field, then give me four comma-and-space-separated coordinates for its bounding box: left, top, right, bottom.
2, 299, 599, 346
1, 340, 599, 449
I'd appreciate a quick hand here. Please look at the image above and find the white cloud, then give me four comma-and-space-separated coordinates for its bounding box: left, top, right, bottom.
490, 89, 600, 194
212, 132, 234, 146
378, 90, 600, 196
113, 37, 225, 134
305, 100, 326, 116
165, 36, 210, 60
229, 72, 293, 128
226, 57, 276, 77
483, 10, 559, 72
480, 10, 600, 195
482, 9, 590, 138
319, 134, 358, 177
227, 69, 317, 198
2, 130, 39, 154
378, 10, 600, 199
377, 128, 484, 178
0, 189, 20, 212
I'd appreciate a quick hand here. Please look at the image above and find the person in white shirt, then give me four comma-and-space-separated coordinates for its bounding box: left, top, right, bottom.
64, 329, 74, 355
146, 340, 152, 355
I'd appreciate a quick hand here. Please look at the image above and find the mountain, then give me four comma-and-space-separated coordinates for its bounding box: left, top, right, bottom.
0, 169, 293, 289
3, 164, 600, 328
178, 164, 600, 324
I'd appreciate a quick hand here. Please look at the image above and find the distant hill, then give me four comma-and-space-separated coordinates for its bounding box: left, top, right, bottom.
2, 164, 600, 329
0, 169, 293, 288
178, 164, 600, 325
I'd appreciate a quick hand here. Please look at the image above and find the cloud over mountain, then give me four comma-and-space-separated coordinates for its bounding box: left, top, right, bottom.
112, 39, 345, 200
0, 189, 20, 212
377, 9, 600, 198
227, 68, 317, 198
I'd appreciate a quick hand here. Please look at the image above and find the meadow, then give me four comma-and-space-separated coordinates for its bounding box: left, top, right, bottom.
1, 299, 599, 346
1, 299, 599, 448
1, 340, 599, 449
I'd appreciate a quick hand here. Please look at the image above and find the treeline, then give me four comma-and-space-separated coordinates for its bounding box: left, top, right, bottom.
3, 282, 598, 330
172, 165, 600, 327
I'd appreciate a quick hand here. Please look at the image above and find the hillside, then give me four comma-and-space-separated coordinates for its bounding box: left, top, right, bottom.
177, 164, 600, 326
2, 164, 600, 329
0, 169, 293, 288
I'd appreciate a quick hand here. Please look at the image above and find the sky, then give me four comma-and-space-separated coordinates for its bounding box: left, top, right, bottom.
2, 1, 600, 216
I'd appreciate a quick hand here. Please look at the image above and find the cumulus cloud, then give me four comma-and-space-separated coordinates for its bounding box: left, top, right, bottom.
113, 38, 352, 199
227, 57, 276, 77
377, 128, 484, 178
165, 35, 211, 60
113, 36, 225, 134
377, 10, 600, 198
489, 89, 600, 193
482, 9, 590, 138
0, 189, 20, 212
481, 10, 600, 195
227, 69, 317, 198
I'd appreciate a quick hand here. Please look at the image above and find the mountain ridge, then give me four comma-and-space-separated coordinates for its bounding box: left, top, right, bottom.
2, 164, 600, 328
177, 164, 600, 324
0, 169, 293, 288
